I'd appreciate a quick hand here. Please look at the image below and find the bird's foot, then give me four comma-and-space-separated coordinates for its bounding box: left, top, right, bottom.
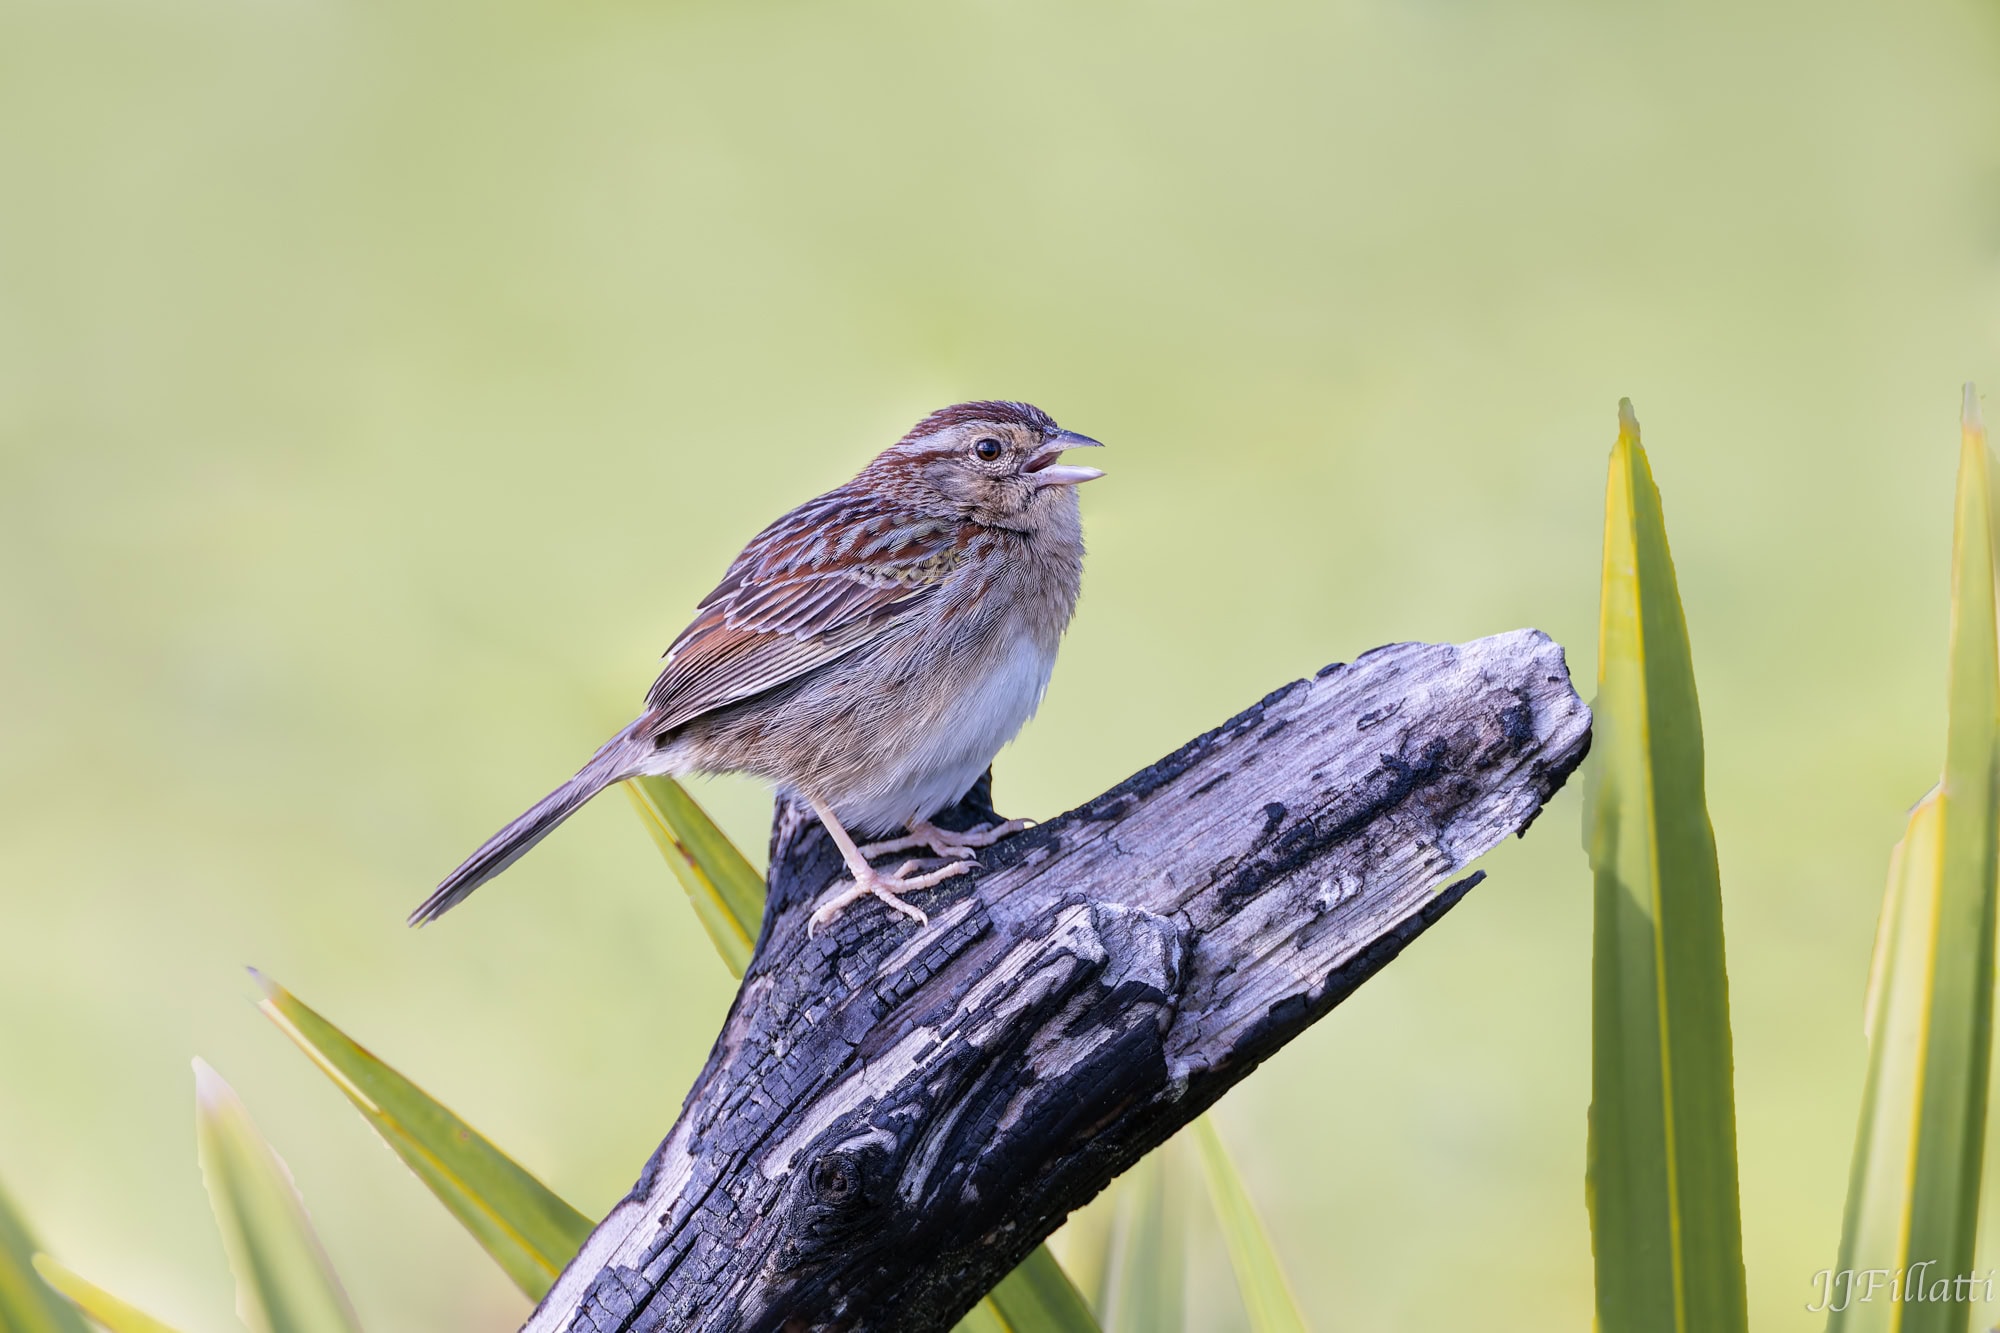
808, 858, 972, 936
857, 817, 1035, 862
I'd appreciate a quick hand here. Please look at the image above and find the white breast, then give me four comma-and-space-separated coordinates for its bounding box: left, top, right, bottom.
838, 627, 1058, 834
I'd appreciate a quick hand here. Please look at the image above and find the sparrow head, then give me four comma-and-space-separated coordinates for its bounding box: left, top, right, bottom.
874, 400, 1104, 526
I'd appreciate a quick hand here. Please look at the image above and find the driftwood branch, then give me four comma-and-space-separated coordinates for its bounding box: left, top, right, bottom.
526, 630, 1591, 1333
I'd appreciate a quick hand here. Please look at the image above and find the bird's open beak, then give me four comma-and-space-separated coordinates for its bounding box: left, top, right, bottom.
1024, 429, 1106, 486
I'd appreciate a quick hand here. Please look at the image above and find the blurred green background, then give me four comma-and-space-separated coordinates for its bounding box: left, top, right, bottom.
4, 0, 2000, 1328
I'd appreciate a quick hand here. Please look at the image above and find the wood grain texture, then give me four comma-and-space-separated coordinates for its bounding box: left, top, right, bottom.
525, 630, 1592, 1333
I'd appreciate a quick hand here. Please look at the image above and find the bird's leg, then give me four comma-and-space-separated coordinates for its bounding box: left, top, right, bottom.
857, 815, 1036, 862
806, 797, 971, 935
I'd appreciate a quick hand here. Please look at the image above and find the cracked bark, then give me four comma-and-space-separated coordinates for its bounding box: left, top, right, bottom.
524, 629, 1593, 1333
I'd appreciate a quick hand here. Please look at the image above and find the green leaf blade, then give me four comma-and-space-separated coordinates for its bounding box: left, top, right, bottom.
987, 1240, 1101, 1333
1584, 400, 1749, 1333
0, 1182, 88, 1333
624, 776, 765, 976
951, 1300, 1010, 1333
254, 973, 592, 1300
1098, 1144, 1183, 1333
1829, 387, 2000, 1333
193, 1059, 362, 1333
1189, 1119, 1306, 1333
30, 1257, 187, 1333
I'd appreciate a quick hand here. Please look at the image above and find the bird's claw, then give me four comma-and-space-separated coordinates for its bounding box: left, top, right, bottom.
857, 818, 1035, 862
806, 859, 972, 936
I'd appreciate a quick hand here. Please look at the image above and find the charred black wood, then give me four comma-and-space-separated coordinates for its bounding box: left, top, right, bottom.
526, 630, 1592, 1333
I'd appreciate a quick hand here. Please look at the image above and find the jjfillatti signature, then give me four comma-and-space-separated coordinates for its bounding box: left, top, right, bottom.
1808, 1264, 1997, 1312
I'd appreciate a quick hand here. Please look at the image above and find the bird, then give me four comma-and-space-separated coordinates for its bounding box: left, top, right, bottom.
409, 400, 1103, 935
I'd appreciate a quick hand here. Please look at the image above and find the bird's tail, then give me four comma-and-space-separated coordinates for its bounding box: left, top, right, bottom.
408, 718, 658, 926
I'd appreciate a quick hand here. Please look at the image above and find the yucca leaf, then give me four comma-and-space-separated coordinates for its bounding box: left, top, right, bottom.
1098, 1146, 1184, 1332
984, 1241, 1101, 1332
1827, 385, 2000, 1333
1583, 398, 1749, 1333
254, 972, 592, 1300
624, 775, 763, 976
193, 1059, 362, 1333
1050, 1192, 1115, 1316
952, 1301, 1009, 1333
1190, 1119, 1306, 1333
625, 775, 1091, 1333
30, 1256, 186, 1333
0, 1181, 87, 1333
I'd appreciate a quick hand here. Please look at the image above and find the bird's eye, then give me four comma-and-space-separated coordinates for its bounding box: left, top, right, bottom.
973, 437, 1004, 461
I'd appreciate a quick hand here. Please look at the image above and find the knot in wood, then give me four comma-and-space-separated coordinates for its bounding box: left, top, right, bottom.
809, 1155, 863, 1207
778, 1134, 898, 1271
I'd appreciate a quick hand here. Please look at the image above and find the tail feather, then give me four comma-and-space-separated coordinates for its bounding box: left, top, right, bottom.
410, 722, 654, 926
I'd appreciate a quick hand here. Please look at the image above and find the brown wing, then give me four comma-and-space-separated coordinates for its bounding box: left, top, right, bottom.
643, 487, 969, 732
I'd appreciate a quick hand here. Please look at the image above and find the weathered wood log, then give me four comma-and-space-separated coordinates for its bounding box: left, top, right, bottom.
526, 630, 1592, 1333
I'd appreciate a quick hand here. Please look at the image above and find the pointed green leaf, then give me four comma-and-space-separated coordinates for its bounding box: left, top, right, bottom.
254, 972, 591, 1300
951, 1301, 1010, 1333
624, 775, 764, 976
193, 1059, 361, 1333
625, 776, 1094, 1328
984, 1243, 1101, 1333
1099, 1146, 1183, 1333
30, 1256, 186, 1333
1190, 1119, 1306, 1333
1583, 399, 1749, 1333
1828, 386, 2000, 1333
1051, 1192, 1115, 1317
0, 1182, 87, 1333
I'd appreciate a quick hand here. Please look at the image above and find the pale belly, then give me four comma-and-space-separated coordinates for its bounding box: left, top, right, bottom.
830, 628, 1057, 833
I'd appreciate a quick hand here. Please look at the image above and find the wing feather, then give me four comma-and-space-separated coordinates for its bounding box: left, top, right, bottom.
644, 488, 968, 731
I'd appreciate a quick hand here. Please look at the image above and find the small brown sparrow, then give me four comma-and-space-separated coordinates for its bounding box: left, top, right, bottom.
411, 401, 1103, 934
